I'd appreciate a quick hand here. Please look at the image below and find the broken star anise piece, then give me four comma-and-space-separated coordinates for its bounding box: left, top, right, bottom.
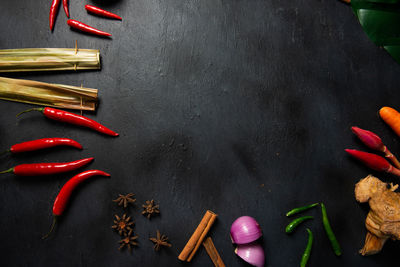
119, 230, 139, 251
113, 193, 136, 208
112, 214, 134, 236
142, 199, 160, 219
149, 230, 172, 251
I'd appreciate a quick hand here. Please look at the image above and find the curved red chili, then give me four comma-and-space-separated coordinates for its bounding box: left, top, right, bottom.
17, 107, 119, 137
49, 0, 61, 31
42, 170, 110, 239
0, 157, 93, 176
9, 138, 82, 153
67, 19, 112, 37
53, 169, 110, 215
85, 5, 122, 20
63, 0, 69, 18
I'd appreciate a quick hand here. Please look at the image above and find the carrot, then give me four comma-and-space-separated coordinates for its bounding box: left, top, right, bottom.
379, 107, 400, 137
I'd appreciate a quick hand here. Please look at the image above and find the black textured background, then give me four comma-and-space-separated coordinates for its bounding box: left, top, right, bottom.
1, 0, 400, 266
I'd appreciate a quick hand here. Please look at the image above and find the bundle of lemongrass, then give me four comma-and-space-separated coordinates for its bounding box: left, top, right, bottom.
0, 48, 100, 72
0, 77, 98, 111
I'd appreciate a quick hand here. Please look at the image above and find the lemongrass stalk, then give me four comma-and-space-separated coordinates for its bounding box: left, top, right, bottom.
0, 77, 98, 111
0, 48, 100, 72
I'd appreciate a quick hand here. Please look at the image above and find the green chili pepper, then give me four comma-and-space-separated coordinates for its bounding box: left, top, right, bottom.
286, 203, 319, 217
300, 228, 313, 267
285, 216, 313, 234
321, 203, 342, 256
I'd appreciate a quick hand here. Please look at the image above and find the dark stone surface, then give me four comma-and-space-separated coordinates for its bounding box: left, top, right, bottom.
1, 0, 400, 266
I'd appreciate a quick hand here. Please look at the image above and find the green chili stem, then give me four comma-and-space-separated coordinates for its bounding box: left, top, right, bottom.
16, 107, 44, 118
285, 216, 313, 234
0, 168, 13, 174
42, 216, 58, 240
300, 228, 313, 267
286, 203, 319, 217
321, 203, 342, 256
0, 150, 10, 156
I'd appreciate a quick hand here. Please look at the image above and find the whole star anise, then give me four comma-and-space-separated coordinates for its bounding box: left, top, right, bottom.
149, 230, 172, 251
119, 230, 139, 251
112, 214, 134, 235
142, 199, 160, 219
113, 193, 136, 208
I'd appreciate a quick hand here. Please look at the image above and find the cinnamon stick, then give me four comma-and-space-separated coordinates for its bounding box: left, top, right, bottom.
178, 210, 217, 261
203, 237, 225, 267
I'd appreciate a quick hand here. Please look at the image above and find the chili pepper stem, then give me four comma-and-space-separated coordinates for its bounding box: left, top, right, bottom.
16, 107, 44, 118
0, 150, 10, 156
384, 147, 400, 170
0, 168, 13, 174
42, 216, 58, 239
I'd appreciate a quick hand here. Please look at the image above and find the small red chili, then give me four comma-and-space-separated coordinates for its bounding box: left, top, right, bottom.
67, 19, 112, 37
85, 5, 122, 20
17, 107, 119, 137
63, 0, 70, 18
8, 138, 82, 154
42, 169, 111, 239
0, 157, 93, 176
49, 0, 61, 31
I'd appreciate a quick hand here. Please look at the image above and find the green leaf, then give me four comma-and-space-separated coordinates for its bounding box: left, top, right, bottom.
385, 46, 400, 62
351, 0, 400, 63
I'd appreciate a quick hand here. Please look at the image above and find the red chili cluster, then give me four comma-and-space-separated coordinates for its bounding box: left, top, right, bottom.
0, 106, 118, 238
50, 1, 122, 37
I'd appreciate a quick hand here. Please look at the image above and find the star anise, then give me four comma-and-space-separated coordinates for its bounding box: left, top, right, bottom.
149, 230, 172, 251
119, 230, 139, 251
142, 199, 160, 219
113, 193, 136, 208
112, 214, 134, 235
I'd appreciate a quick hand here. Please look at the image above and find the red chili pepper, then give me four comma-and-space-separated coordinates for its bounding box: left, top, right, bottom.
67, 19, 112, 37
8, 138, 82, 154
345, 149, 400, 176
0, 157, 93, 176
63, 0, 70, 18
17, 107, 119, 137
85, 5, 122, 20
42, 169, 110, 239
49, 0, 61, 31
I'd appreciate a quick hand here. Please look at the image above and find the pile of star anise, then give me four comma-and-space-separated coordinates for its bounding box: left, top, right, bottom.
112, 193, 139, 252
111, 193, 171, 253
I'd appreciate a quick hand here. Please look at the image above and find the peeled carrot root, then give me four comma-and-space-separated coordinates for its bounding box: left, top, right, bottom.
379, 107, 400, 137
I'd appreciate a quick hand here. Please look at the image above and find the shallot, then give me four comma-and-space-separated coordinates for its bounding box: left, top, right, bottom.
230, 216, 262, 244
235, 243, 265, 267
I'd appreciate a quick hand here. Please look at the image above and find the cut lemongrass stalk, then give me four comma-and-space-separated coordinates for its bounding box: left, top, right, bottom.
0, 77, 98, 111
0, 48, 100, 72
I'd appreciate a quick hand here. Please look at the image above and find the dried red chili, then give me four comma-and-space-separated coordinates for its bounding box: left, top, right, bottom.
8, 138, 82, 154
67, 19, 112, 37
17, 107, 119, 137
63, 0, 69, 18
49, 0, 61, 31
0, 157, 93, 176
42, 169, 111, 239
85, 5, 122, 20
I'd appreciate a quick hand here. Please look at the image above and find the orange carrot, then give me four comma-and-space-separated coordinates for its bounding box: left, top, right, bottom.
379, 107, 400, 137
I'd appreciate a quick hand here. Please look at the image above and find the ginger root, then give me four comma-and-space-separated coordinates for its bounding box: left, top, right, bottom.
355, 175, 400, 255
